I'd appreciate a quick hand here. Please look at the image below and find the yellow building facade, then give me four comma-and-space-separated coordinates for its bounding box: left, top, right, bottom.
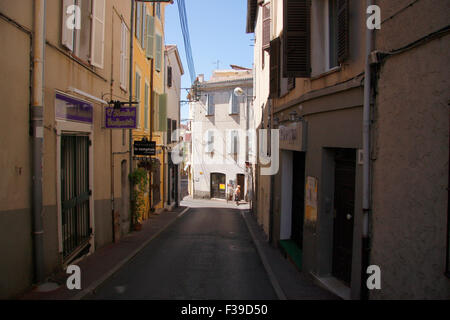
132, 1, 168, 217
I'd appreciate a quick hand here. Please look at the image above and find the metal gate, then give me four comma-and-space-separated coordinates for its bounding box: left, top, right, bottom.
61, 135, 91, 260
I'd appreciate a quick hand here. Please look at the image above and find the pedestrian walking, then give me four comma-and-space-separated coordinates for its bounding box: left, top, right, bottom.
235, 185, 241, 206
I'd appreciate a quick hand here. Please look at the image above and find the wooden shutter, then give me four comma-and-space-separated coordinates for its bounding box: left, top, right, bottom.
287, 77, 295, 91
172, 120, 177, 142
159, 93, 167, 131
207, 94, 214, 116
146, 16, 155, 59
155, 34, 162, 71
167, 66, 172, 87
167, 118, 172, 143
153, 92, 159, 131
262, 3, 271, 50
206, 131, 214, 153
270, 37, 280, 98
144, 83, 149, 129
283, 0, 311, 78
120, 21, 128, 90
91, 0, 106, 68
62, 0, 75, 51
337, 0, 349, 63
135, 72, 141, 127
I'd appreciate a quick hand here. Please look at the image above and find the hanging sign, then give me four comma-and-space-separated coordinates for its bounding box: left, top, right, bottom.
134, 139, 156, 156
105, 107, 137, 129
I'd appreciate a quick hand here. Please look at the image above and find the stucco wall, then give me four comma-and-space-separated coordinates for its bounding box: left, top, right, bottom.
371, 35, 450, 299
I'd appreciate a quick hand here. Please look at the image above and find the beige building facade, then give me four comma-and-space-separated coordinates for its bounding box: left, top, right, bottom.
0, 0, 132, 298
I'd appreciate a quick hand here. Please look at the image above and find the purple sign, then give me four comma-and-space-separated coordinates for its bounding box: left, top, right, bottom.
105, 107, 137, 129
55, 93, 93, 124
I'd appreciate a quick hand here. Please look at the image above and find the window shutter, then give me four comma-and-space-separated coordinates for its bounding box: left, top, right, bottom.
270, 37, 280, 98
283, 0, 311, 78
207, 94, 215, 116
159, 93, 167, 131
262, 3, 271, 50
226, 130, 232, 154
135, 72, 141, 127
155, 34, 162, 71
141, 9, 146, 49
144, 83, 149, 129
172, 119, 177, 142
206, 131, 214, 153
120, 21, 128, 90
62, 0, 75, 51
146, 16, 155, 59
337, 0, 349, 63
91, 0, 106, 69
287, 77, 295, 91
167, 66, 172, 87
153, 92, 159, 131
167, 118, 172, 143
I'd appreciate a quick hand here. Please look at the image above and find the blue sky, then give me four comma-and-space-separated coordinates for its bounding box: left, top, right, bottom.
164, 0, 254, 122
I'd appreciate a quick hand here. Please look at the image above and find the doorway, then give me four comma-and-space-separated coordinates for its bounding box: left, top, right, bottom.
291, 152, 305, 249
210, 173, 226, 199
60, 135, 91, 260
236, 174, 245, 201
332, 148, 356, 285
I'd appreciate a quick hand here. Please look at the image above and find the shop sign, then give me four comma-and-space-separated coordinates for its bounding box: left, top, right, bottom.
55, 93, 93, 124
279, 121, 307, 151
105, 107, 137, 129
134, 139, 156, 156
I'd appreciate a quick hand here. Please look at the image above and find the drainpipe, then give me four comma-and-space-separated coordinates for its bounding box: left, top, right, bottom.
31, 0, 46, 283
129, 0, 135, 232
361, 0, 374, 300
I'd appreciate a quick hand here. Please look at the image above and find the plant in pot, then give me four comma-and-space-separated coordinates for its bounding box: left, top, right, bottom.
129, 168, 148, 231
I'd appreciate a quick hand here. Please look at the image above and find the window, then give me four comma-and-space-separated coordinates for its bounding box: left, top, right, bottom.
62, 0, 105, 68
135, 71, 141, 127
262, 2, 271, 50
270, 37, 280, 98
172, 119, 177, 142
146, 15, 155, 59
144, 82, 149, 129
229, 92, 239, 115
206, 94, 215, 116
153, 92, 159, 131
167, 66, 173, 88
120, 21, 129, 90
159, 93, 167, 131
228, 130, 239, 155
206, 131, 214, 153
283, 0, 311, 78
135, 2, 142, 44
156, 3, 161, 19
155, 33, 162, 72
167, 118, 172, 143
141, 10, 147, 49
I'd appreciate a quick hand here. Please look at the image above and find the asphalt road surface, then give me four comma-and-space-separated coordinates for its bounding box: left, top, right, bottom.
87, 207, 277, 300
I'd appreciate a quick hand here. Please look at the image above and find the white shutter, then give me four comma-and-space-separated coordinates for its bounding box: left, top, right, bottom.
226, 130, 232, 154
229, 93, 239, 114
62, 0, 75, 51
207, 94, 214, 116
206, 131, 214, 153
120, 21, 128, 90
91, 0, 106, 68
146, 16, 155, 59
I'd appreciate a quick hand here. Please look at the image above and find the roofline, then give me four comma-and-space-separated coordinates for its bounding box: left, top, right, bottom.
165, 45, 185, 75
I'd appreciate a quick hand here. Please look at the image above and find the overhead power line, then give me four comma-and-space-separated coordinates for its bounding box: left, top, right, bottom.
176, 0, 196, 84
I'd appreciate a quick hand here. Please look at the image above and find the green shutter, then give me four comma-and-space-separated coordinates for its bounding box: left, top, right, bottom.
155, 34, 162, 71
144, 83, 149, 129
146, 16, 154, 59
159, 93, 167, 131
153, 92, 158, 131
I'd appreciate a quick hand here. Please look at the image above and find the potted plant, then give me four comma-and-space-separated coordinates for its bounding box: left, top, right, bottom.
129, 168, 148, 231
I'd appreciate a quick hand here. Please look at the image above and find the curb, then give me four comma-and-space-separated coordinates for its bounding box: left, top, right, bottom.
71, 207, 190, 300
241, 211, 287, 300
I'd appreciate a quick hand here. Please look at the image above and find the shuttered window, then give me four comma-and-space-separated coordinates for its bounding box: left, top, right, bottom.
229, 92, 239, 115
136, 3, 142, 42
229, 130, 239, 155
167, 66, 173, 87
172, 119, 177, 142
155, 34, 162, 72
135, 72, 141, 128
206, 131, 214, 153
62, 0, 75, 51
144, 82, 149, 129
146, 15, 155, 59
159, 93, 167, 131
167, 118, 172, 143
270, 37, 280, 98
153, 92, 159, 131
120, 21, 129, 90
90, 0, 105, 69
283, 0, 311, 78
262, 3, 271, 50
337, 0, 349, 63
206, 94, 215, 116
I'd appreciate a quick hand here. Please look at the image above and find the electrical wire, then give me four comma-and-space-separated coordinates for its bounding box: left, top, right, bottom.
176, 0, 196, 84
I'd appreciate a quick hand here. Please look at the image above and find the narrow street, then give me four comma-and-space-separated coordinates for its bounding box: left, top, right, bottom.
86, 204, 277, 300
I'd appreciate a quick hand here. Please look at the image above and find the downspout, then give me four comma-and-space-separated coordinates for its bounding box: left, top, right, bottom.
361, 0, 374, 300
110, 10, 116, 242
31, 0, 46, 283
129, 0, 135, 232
